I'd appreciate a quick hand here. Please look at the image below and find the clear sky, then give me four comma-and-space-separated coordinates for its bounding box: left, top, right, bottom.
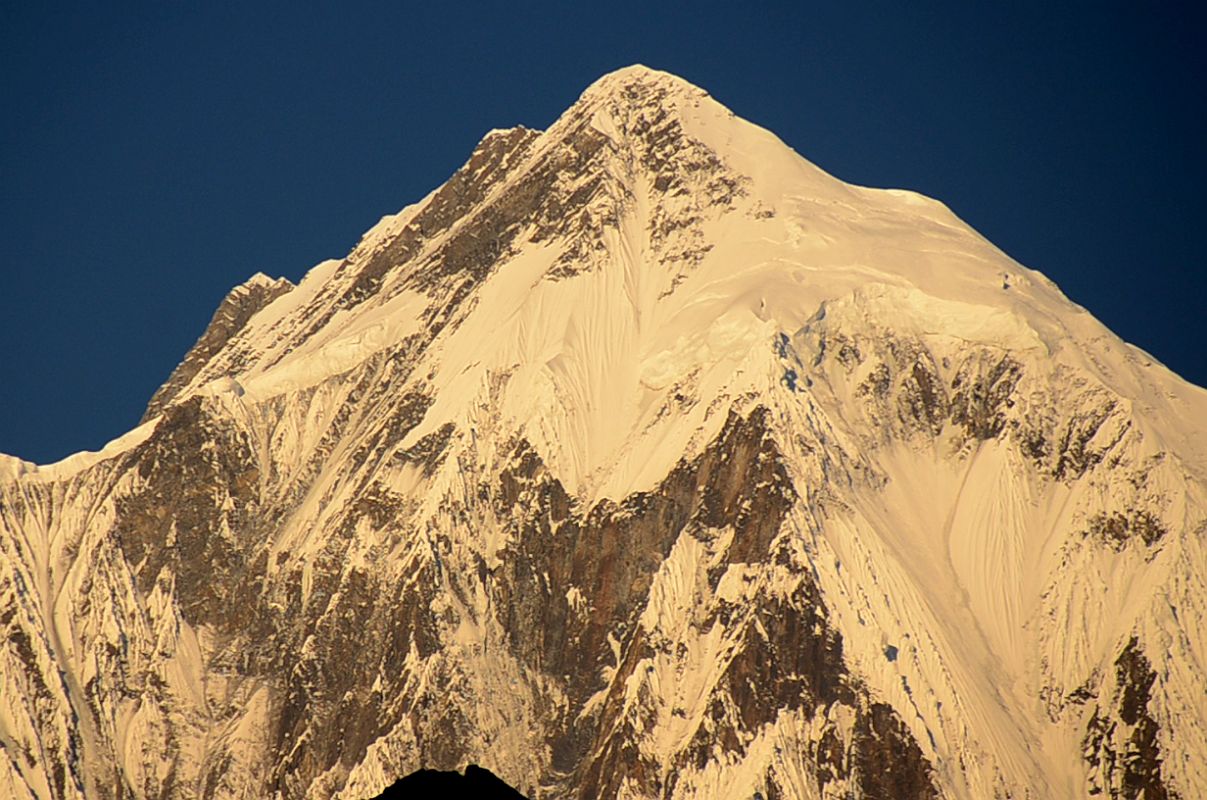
2, 2, 1203, 464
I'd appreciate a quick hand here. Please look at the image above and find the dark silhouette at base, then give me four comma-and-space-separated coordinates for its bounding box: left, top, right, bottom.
369, 764, 530, 799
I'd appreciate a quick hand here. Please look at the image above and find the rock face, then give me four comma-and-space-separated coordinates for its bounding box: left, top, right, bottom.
2, 65, 1206, 800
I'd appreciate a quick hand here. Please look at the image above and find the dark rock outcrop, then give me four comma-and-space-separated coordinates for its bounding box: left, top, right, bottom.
1083, 638, 1176, 799
371, 764, 529, 799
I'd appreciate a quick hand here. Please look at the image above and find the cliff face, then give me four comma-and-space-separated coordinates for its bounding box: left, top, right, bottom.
2, 66, 1205, 800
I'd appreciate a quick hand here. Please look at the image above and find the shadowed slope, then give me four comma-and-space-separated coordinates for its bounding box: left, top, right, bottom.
371, 765, 528, 799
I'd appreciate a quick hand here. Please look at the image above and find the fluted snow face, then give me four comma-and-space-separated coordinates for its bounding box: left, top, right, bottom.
2, 65, 1205, 800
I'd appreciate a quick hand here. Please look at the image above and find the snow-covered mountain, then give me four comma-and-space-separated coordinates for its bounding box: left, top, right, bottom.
2, 65, 1205, 800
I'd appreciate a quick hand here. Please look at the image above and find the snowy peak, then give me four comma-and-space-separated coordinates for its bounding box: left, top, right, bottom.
582, 63, 701, 93
4, 67, 1204, 800
132, 67, 776, 428
573, 64, 713, 124
134, 64, 1206, 499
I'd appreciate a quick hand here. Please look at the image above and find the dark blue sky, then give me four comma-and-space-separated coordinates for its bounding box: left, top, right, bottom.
2, 2, 1203, 463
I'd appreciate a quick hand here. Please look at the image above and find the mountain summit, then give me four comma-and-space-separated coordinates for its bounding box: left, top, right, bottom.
2, 65, 1205, 800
